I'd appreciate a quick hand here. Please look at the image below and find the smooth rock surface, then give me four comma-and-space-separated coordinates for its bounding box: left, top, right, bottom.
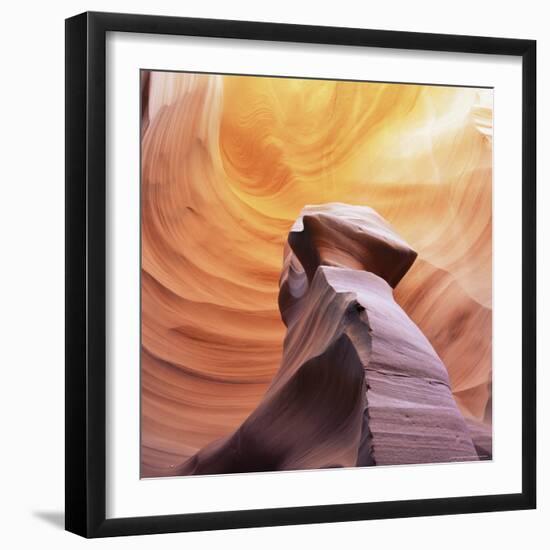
178, 204, 480, 474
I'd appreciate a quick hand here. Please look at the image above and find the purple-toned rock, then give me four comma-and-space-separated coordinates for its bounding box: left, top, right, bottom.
465, 417, 493, 460
177, 203, 478, 475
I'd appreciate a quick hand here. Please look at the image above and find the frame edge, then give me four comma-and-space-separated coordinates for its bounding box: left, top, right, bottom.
521, 38, 537, 511
65, 11, 89, 538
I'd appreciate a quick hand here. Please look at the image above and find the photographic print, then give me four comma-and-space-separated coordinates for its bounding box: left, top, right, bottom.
140, 70, 493, 478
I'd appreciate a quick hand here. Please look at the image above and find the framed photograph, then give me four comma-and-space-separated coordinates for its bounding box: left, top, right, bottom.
65, 11, 536, 538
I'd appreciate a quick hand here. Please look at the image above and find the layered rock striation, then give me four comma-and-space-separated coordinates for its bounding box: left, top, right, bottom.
177, 204, 483, 475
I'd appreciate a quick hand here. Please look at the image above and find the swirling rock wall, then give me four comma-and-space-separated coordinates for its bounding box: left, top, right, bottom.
141, 71, 492, 477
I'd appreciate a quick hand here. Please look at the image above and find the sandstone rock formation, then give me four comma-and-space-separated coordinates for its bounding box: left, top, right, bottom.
140, 72, 493, 476
177, 204, 482, 475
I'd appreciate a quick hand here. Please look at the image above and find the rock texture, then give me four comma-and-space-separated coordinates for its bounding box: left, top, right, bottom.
140, 72, 493, 476
177, 204, 480, 475
394, 259, 492, 421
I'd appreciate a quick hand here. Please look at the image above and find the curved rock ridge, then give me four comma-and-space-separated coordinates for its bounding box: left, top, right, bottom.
394, 259, 492, 421
177, 204, 480, 475
288, 203, 417, 287
279, 203, 417, 328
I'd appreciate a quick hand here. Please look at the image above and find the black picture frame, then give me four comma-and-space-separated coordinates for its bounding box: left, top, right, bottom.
65, 11, 537, 538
